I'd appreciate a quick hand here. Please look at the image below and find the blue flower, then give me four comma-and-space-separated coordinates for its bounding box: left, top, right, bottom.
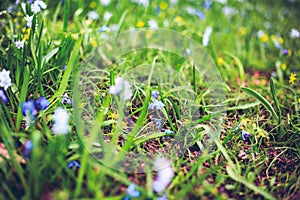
123, 183, 141, 199
149, 100, 165, 110
157, 193, 168, 200
61, 93, 72, 104
242, 130, 251, 141
62, 65, 67, 71
203, 0, 212, 10
22, 100, 38, 116
151, 90, 160, 99
0, 89, 8, 104
35, 97, 50, 110
22, 140, 33, 159
68, 160, 81, 169
195, 10, 205, 20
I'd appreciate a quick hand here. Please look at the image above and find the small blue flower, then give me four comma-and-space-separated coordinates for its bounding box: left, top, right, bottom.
149, 100, 165, 110
126, 183, 141, 198
7, 6, 14, 13
68, 160, 81, 169
0, 89, 8, 104
151, 90, 160, 99
62, 65, 67, 71
203, 0, 212, 10
35, 97, 50, 110
164, 130, 174, 135
61, 93, 72, 104
242, 130, 251, 141
157, 193, 168, 200
99, 25, 110, 32
154, 118, 163, 129
28, 0, 34, 4
195, 10, 205, 20
22, 100, 38, 116
23, 140, 33, 159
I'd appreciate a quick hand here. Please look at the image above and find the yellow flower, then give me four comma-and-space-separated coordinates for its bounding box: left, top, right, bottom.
261, 79, 267, 86
23, 28, 31, 40
89, 1, 97, 8
136, 21, 145, 28
257, 128, 268, 138
278, 37, 284, 44
174, 16, 184, 24
158, 11, 166, 18
90, 37, 97, 47
288, 49, 292, 56
217, 57, 224, 66
281, 63, 287, 71
289, 73, 297, 84
261, 34, 268, 42
159, 2, 168, 10
298, 97, 300, 103
239, 27, 247, 36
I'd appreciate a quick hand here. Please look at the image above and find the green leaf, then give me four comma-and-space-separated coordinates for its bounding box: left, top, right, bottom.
241, 86, 279, 122
225, 51, 245, 83
270, 78, 281, 122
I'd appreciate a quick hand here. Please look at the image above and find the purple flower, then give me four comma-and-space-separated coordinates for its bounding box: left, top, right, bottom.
22, 100, 38, 116
0, 89, 8, 104
68, 160, 81, 169
157, 193, 168, 200
151, 90, 160, 99
148, 100, 165, 110
282, 49, 288, 55
22, 140, 33, 158
7, 6, 14, 13
61, 93, 72, 104
28, 0, 34, 4
242, 130, 251, 141
35, 97, 50, 110
62, 65, 67, 71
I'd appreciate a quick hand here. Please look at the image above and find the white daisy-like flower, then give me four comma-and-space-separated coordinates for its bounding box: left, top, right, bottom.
186, 6, 196, 15
15, 40, 25, 49
0, 69, 12, 90
202, 26, 213, 47
148, 19, 158, 29
169, 0, 178, 6
257, 30, 265, 38
25, 15, 33, 28
31, 0, 47, 14
222, 6, 238, 16
290, 28, 300, 39
100, 0, 110, 6
87, 11, 99, 20
152, 157, 174, 194
103, 11, 113, 21
109, 77, 133, 100
52, 107, 71, 135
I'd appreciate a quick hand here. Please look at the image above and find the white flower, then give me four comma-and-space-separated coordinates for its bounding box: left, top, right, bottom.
163, 20, 169, 27
31, 0, 47, 14
103, 11, 113, 21
88, 11, 99, 20
25, 15, 33, 28
216, 0, 227, 4
148, 19, 158, 29
290, 28, 300, 39
257, 30, 265, 38
109, 77, 133, 100
100, 0, 110, 6
152, 157, 174, 194
202, 26, 213, 47
169, 0, 178, 6
222, 6, 238, 16
15, 40, 25, 49
131, 0, 149, 8
52, 107, 71, 135
148, 100, 165, 110
0, 69, 12, 90
186, 6, 196, 15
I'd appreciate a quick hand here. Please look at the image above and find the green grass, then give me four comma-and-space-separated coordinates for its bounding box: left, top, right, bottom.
0, 0, 299, 199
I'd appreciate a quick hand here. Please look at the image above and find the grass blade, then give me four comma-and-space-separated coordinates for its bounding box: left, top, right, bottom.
241, 86, 279, 122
